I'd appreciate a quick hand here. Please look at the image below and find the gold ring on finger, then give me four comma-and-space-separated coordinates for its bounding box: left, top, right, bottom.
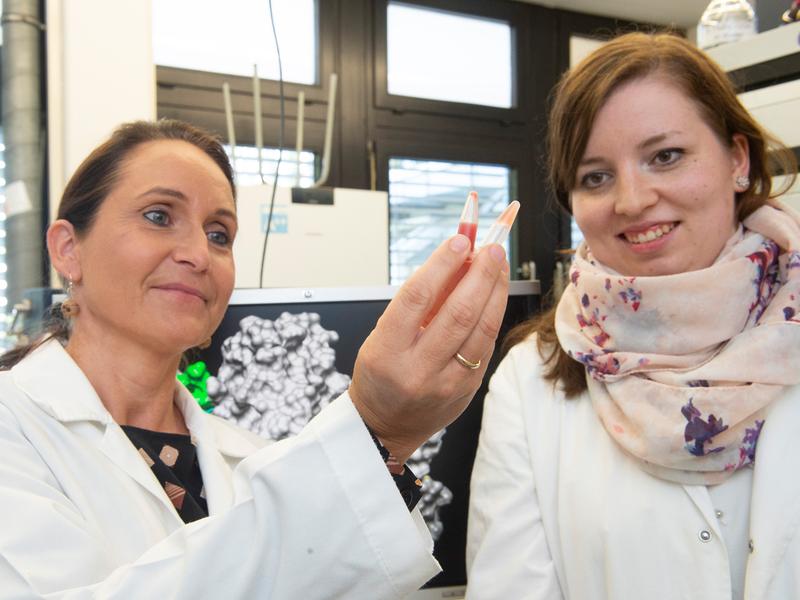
454, 352, 481, 370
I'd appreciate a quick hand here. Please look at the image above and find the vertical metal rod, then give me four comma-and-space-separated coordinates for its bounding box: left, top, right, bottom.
312, 73, 338, 188
222, 82, 237, 176
252, 65, 264, 182
295, 91, 304, 187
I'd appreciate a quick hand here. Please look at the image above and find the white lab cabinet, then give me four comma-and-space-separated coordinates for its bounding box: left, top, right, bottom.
708, 22, 800, 211
233, 185, 389, 288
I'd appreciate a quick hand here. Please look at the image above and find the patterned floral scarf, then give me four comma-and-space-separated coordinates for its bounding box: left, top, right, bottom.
555, 203, 800, 484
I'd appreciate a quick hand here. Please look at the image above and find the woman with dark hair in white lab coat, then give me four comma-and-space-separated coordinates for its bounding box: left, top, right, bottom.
0, 119, 511, 598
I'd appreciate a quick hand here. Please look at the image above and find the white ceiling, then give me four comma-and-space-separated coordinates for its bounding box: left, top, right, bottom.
513, 0, 707, 29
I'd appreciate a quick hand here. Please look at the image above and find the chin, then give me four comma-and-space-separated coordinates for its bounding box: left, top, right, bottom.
630, 259, 700, 278
152, 330, 210, 356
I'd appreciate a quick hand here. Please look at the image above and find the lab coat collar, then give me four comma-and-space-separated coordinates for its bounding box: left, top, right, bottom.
11, 340, 182, 519
11, 338, 263, 516
173, 383, 266, 514
173, 381, 262, 460
12, 338, 259, 459
12, 338, 113, 424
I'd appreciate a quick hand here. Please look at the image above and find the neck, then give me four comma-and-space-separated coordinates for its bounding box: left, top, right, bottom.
66, 323, 189, 434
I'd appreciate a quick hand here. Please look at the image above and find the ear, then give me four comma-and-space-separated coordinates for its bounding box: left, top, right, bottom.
47, 219, 82, 284
730, 133, 750, 179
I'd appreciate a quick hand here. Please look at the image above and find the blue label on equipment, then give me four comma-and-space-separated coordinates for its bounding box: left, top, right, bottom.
261, 211, 288, 233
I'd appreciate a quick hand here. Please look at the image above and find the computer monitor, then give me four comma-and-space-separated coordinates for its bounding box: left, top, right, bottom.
192, 281, 540, 598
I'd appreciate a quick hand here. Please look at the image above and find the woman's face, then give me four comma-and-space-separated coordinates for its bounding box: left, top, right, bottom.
571, 75, 749, 277
69, 140, 237, 355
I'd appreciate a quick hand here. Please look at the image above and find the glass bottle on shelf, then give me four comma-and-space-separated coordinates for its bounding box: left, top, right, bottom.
697, 0, 758, 50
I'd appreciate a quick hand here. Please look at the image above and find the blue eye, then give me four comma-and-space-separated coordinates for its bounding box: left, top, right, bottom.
143, 209, 169, 226
207, 230, 230, 246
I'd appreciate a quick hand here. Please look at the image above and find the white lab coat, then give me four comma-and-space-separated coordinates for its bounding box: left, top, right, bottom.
466, 336, 800, 600
0, 339, 439, 598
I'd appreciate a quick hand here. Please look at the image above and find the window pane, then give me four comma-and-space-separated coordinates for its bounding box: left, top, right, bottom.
224, 145, 316, 188
389, 157, 513, 285
153, 0, 317, 84
387, 2, 513, 108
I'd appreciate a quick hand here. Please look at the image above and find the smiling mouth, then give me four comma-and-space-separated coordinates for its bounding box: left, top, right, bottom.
622, 223, 677, 245
155, 285, 207, 302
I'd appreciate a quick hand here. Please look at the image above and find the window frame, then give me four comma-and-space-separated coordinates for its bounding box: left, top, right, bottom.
376, 134, 524, 278
373, 0, 528, 122
153, 0, 663, 298
155, 0, 334, 156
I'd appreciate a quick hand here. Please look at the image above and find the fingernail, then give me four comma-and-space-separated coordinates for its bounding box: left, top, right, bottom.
449, 234, 469, 253
489, 244, 506, 263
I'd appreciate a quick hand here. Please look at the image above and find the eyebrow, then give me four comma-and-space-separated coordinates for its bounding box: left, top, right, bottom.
139, 186, 237, 222
578, 130, 684, 167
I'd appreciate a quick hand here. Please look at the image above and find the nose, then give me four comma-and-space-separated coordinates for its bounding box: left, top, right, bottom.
613, 167, 658, 217
173, 228, 210, 272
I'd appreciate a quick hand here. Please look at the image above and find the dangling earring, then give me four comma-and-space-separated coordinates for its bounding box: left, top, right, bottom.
198, 337, 212, 350
735, 175, 750, 192
61, 277, 80, 319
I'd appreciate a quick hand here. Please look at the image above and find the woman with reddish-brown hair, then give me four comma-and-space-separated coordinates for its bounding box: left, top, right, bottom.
467, 32, 800, 599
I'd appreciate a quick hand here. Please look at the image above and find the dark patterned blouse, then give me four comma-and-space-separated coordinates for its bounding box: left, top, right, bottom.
121, 425, 209, 523
123, 422, 422, 522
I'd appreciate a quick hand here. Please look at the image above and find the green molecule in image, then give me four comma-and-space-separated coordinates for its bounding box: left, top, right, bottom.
177, 361, 213, 412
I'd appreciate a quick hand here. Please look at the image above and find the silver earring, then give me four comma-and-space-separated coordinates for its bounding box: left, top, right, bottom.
735, 175, 750, 191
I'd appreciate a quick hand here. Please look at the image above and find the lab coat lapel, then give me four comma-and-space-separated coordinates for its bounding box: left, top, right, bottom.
175, 385, 240, 514
12, 339, 112, 424
682, 485, 723, 541
12, 340, 185, 523
14, 339, 261, 519
95, 421, 185, 522
745, 385, 800, 598
175, 386, 271, 514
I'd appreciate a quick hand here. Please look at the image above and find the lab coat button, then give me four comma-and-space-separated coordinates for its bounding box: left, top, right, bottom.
699, 530, 712, 542
714, 509, 724, 519
749, 539, 754, 553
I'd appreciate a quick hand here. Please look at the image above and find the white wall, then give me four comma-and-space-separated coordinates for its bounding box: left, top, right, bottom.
46, 0, 156, 225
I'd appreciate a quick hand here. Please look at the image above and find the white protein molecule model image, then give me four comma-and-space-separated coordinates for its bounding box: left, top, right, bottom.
207, 312, 351, 440
207, 311, 453, 540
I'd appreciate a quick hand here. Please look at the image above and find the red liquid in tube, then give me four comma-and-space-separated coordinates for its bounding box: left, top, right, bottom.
422, 192, 479, 327
457, 221, 477, 251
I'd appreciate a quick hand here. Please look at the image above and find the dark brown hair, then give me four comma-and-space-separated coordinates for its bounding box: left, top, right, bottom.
0, 119, 235, 369
512, 31, 798, 397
